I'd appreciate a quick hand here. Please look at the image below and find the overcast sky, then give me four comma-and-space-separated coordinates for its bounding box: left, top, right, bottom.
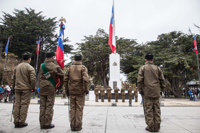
0, 0, 200, 81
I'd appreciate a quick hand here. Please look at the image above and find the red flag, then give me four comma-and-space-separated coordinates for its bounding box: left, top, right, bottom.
194, 35, 198, 54
36, 38, 40, 55
56, 23, 65, 89
108, 3, 116, 53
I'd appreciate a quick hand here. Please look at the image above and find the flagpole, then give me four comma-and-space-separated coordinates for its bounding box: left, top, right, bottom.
35, 50, 39, 74
1, 54, 8, 85
1, 39, 9, 85
35, 38, 40, 74
113, 0, 116, 54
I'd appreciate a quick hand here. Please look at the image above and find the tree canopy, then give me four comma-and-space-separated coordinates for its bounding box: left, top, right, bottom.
0, 8, 72, 71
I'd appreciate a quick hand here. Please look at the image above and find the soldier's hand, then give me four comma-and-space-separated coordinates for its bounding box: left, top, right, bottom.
85, 91, 89, 95
139, 91, 144, 95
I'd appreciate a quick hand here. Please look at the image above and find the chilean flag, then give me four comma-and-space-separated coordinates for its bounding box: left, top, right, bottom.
109, 4, 116, 53
194, 35, 198, 54
36, 38, 40, 55
56, 23, 65, 88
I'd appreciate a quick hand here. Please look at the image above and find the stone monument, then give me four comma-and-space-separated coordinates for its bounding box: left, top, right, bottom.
109, 53, 121, 89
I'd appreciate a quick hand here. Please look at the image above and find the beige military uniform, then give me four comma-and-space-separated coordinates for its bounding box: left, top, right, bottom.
100, 87, 105, 102
134, 87, 138, 102
121, 87, 125, 102
107, 86, 112, 102
39, 58, 64, 127
137, 61, 166, 132
94, 85, 100, 102
64, 61, 89, 131
114, 87, 120, 102
128, 86, 133, 103
12, 60, 36, 126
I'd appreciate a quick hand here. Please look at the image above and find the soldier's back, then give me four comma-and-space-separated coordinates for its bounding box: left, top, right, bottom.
15, 61, 35, 90
39, 58, 63, 95
68, 63, 88, 95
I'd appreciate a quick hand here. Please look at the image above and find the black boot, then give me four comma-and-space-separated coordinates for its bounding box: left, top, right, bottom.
43, 124, 55, 129
18, 123, 28, 128
14, 124, 19, 128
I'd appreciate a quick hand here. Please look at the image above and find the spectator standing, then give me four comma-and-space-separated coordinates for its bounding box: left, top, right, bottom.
197, 88, 200, 100
0, 85, 4, 102
188, 87, 193, 100
9, 86, 14, 102
37, 87, 40, 98
192, 88, 197, 101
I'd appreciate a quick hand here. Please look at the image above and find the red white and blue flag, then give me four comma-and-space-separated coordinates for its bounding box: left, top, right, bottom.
109, 4, 116, 53
56, 23, 65, 88
36, 38, 40, 55
194, 35, 198, 54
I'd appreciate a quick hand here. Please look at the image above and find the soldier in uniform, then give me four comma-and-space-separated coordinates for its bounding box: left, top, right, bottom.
94, 85, 100, 102
134, 87, 138, 102
64, 54, 89, 131
100, 86, 105, 102
39, 51, 64, 129
114, 86, 120, 102
137, 53, 166, 132
107, 86, 112, 102
121, 86, 125, 102
12, 52, 36, 128
128, 85, 133, 105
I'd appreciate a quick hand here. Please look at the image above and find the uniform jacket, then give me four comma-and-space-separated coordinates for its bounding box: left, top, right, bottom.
121, 88, 125, 96
64, 61, 89, 95
114, 88, 119, 95
94, 87, 100, 95
137, 61, 166, 98
107, 88, 112, 94
128, 88, 133, 96
12, 60, 36, 91
100, 87, 105, 96
134, 88, 138, 96
39, 58, 64, 95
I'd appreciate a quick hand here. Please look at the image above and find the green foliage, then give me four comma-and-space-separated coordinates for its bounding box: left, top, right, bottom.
0, 8, 72, 72
75, 29, 110, 87
125, 31, 200, 97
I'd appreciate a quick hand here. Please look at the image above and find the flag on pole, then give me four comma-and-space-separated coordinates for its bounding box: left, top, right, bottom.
36, 38, 40, 55
108, 3, 116, 53
194, 35, 198, 54
4, 39, 9, 56
56, 22, 65, 88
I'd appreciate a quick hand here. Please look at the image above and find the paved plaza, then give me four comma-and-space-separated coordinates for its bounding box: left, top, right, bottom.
0, 100, 200, 133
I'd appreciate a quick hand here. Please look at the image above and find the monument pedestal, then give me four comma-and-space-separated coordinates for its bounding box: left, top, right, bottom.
109, 53, 121, 89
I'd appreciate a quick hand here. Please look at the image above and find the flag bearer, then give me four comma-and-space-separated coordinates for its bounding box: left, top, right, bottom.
39, 51, 64, 129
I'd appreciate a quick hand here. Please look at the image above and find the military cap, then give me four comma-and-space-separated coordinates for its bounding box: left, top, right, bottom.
145, 53, 153, 60
74, 53, 82, 61
46, 51, 55, 58
22, 52, 32, 60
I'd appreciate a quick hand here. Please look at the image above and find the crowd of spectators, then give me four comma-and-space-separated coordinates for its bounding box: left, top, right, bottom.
188, 87, 200, 101
0, 85, 14, 103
